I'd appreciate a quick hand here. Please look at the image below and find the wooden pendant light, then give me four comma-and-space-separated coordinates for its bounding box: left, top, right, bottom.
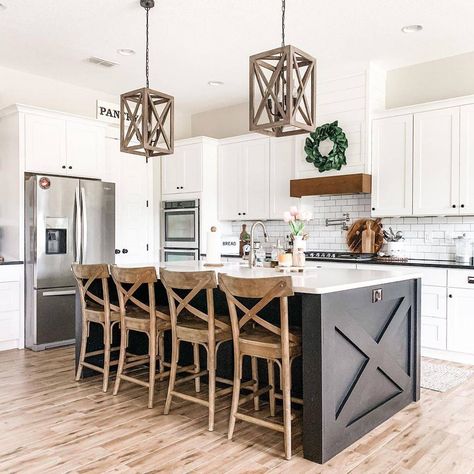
249, 0, 316, 137
120, 0, 174, 157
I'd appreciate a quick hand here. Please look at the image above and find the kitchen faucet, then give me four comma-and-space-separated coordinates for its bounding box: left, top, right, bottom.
249, 221, 269, 268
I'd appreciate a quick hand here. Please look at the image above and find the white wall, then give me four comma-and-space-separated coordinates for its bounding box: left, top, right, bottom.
386, 52, 474, 109
0, 65, 192, 139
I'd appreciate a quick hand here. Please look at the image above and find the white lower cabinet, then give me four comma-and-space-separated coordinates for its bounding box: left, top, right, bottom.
447, 287, 474, 354
0, 265, 23, 351
421, 317, 447, 350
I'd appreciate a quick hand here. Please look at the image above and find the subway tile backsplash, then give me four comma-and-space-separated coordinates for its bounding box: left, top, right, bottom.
230, 194, 474, 261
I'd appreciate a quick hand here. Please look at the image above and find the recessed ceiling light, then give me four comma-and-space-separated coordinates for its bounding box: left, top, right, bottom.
0, 3, 7, 10
117, 48, 136, 56
208, 81, 224, 87
401, 24, 423, 34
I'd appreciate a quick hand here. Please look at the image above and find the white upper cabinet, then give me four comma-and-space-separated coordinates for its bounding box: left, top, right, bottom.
371, 115, 413, 217
269, 137, 298, 219
66, 121, 105, 178
24, 111, 105, 179
25, 114, 67, 175
161, 143, 203, 195
459, 104, 474, 214
218, 136, 270, 221
413, 107, 460, 216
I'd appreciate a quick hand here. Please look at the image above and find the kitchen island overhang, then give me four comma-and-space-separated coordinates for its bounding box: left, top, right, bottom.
75, 262, 421, 464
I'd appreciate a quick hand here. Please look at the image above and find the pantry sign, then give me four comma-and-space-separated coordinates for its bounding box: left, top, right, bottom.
96, 100, 132, 125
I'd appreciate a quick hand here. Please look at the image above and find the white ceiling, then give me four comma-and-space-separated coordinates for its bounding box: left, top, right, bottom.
1, 0, 474, 114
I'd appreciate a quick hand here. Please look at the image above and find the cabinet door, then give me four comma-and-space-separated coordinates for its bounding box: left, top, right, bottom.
25, 114, 66, 174
182, 144, 203, 193
161, 149, 184, 194
241, 138, 270, 220
106, 138, 151, 264
269, 137, 299, 219
421, 317, 447, 350
218, 142, 242, 220
413, 107, 460, 215
66, 121, 105, 179
460, 104, 474, 214
371, 115, 413, 216
422, 285, 447, 319
447, 288, 474, 354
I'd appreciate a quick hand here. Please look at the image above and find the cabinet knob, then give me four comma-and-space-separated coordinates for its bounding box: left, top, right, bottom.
122, 249, 128, 254
115, 249, 121, 254
243, 212, 246, 215
238, 212, 241, 216
449, 294, 453, 298
372, 207, 375, 211
181, 186, 184, 189
176, 187, 179, 190
68, 166, 72, 170
452, 204, 457, 208
62, 165, 66, 169
461, 204, 465, 208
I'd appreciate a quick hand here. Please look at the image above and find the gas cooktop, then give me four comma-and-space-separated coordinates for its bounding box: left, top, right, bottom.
305, 251, 376, 261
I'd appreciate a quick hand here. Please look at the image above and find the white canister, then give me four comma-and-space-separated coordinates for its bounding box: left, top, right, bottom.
385, 241, 406, 258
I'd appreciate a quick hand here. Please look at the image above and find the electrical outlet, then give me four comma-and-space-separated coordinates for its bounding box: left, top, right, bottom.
424, 232, 433, 243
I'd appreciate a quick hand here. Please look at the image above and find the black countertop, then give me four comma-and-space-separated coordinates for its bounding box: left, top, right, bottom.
306, 257, 474, 270
0, 260, 23, 266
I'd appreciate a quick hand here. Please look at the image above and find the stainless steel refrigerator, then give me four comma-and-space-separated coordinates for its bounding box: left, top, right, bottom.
24, 174, 115, 351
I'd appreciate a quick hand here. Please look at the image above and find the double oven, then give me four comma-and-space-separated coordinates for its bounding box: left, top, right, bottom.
161, 199, 200, 262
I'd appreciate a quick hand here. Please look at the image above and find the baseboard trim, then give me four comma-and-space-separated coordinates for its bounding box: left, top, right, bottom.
422, 348, 474, 366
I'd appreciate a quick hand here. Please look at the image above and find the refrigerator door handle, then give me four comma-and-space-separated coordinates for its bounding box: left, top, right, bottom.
74, 186, 82, 263
81, 186, 88, 263
42, 289, 76, 297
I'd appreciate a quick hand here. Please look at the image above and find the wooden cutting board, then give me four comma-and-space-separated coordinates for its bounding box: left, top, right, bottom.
346, 218, 383, 253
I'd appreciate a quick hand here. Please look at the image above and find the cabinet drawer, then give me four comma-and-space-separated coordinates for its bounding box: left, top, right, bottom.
358, 264, 446, 286
448, 269, 474, 289
422, 285, 447, 319
421, 316, 446, 350
0, 265, 22, 282
0, 313, 20, 341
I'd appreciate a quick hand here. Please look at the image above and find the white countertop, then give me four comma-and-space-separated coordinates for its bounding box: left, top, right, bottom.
123, 261, 421, 295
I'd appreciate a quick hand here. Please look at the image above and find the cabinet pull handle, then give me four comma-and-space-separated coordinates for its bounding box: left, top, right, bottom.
122, 249, 129, 254
115, 249, 121, 254
468, 277, 474, 284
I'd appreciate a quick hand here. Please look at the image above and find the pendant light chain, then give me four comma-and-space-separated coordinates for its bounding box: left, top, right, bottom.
145, 6, 150, 88
281, 0, 286, 47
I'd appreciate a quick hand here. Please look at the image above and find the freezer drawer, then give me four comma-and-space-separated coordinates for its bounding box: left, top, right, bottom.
33, 287, 76, 350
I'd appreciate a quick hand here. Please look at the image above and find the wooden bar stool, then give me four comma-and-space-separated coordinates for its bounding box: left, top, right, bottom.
161, 269, 234, 431
110, 266, 174, 409
73, 263, 120, 392
218, 273, 302, 460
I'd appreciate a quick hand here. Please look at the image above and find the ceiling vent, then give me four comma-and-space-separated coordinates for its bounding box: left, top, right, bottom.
86, 56, 119, 68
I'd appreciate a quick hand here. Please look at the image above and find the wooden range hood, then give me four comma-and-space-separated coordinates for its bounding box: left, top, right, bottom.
290, 173, 371, 197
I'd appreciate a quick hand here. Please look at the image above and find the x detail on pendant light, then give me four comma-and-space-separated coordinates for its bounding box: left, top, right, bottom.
249, 0, 316, 137
120, 0, 174, 157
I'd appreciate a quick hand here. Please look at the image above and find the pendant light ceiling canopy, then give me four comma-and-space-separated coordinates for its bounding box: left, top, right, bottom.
249, 0, 316, 137
120, 0, 174, 158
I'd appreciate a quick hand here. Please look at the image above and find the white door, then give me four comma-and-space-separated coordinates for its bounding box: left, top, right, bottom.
161, 149, 184, 194
182, 144, 203, 193
269, 137, 299, 219
242, 138, 270, 220
24, 114, 66, 174
106, 138, 151, 264
447, 288, 474, 354
459, 104, 474, 214
66, 121, 105, 179
371, 115, 413, 217
218, 142, 242, 220
413, 107, 460, 216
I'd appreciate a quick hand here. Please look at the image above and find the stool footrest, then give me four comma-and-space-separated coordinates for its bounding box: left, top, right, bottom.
234, 412, 285, 433
118, 373, 149, 388
170, 390, 209, 407
238, 384, 271, 406
81, 361, 105, 373
175, 370, 208, 386
274, 393, 304, 405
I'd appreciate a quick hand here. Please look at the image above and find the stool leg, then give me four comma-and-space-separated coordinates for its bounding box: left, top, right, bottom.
148, 331, 157, 409
193, 343, 201, 393
75, 320, 88, 381
102, 323, 111, 392
113, 324, 127, 396
267, 359, 276, 417
281, 353, 292, 460
251, 356, 260, 411
164, 337, 180, 414
228, 353, 242, 440
208, 340, 216, 432
158, 332, 165, 380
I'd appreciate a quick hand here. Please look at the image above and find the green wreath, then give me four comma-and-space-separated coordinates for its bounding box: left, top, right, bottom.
304, 121, 348, 173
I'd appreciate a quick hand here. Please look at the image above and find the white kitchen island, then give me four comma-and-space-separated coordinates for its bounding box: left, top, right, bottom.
75, 262, 421, 464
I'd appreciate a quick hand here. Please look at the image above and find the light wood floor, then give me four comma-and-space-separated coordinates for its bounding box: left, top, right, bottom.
0, 347, 473, 473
